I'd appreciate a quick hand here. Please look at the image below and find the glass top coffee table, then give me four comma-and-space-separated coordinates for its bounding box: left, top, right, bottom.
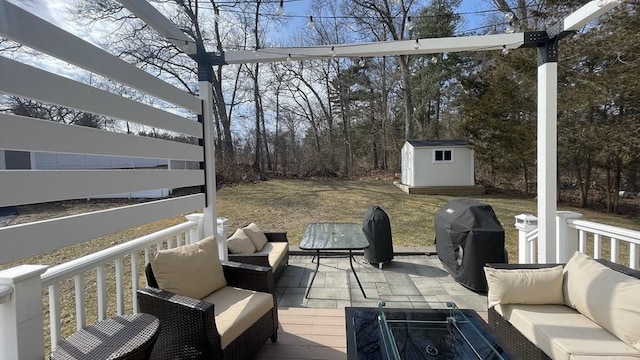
299, 223, 369, 299
345, 301, 512, 360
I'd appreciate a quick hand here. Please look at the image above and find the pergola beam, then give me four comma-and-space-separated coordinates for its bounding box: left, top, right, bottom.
221, 33, 525, 65
117, 0, 197, 54
563, 0, 620, 31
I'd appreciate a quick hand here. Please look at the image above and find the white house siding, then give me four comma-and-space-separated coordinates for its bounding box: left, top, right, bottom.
1, 150, 173, 198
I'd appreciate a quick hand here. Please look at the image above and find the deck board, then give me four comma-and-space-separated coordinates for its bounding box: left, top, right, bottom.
254, 308, 346, 360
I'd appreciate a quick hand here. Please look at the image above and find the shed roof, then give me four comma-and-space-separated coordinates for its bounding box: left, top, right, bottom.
407, 139, 471, 147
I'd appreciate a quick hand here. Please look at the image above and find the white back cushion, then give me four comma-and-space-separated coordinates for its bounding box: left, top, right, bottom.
151, 236, 226, 299
563, 251, 640, 351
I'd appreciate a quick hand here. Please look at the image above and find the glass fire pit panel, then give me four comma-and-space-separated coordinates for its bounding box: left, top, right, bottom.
349, 301, 510, 360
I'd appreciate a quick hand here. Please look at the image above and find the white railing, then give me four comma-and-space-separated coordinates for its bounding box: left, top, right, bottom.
0, 214, 229, 359
42, 220, 194, 351
569, 218, 640, 268
516, 212, 640, 269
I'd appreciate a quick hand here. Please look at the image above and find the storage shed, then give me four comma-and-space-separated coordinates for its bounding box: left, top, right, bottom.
397, 140, 484, 195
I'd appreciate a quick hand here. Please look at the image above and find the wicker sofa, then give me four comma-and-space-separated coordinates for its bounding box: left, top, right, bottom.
485, 252, 640, 360
137, 236, 278, 360
227, 229, 289, 280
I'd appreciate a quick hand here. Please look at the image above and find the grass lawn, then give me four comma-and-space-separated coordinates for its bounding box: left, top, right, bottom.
218, 178, 640, 262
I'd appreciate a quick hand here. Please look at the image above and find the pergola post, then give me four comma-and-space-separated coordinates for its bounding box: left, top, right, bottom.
536, 39, 559, 264
195, 48, 223, 259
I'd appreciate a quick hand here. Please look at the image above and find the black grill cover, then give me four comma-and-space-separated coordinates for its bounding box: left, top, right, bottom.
435, 199, 506, 292
362, 206, 394, 264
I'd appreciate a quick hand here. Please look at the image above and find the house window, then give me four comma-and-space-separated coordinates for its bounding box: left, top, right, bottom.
433, 149, 453, 163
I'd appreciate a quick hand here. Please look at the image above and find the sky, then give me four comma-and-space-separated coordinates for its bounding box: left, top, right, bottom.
9, 0, 497, 51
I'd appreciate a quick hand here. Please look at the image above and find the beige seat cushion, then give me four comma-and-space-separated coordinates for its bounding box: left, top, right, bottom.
202, 286, 273, 349
563, 252, 640, 351
227, 228, 256, 254
243, 223, 269, 251
495, 304, 640, 360
254, 242, 288, 269
151, 236, 226, 299
484, 265, 564, 308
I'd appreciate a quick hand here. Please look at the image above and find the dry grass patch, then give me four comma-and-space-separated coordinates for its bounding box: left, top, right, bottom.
218, 179, 640, 262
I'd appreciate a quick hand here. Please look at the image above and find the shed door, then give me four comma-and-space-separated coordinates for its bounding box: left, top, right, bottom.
402, 148, 413, 186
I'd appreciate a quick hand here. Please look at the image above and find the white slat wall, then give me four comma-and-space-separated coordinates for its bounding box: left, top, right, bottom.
0, 1, 207, 265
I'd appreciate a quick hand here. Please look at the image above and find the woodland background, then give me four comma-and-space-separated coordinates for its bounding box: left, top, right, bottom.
1, 0, 639, 214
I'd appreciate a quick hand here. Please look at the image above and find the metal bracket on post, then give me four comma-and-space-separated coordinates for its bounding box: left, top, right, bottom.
537, 38, 559, 65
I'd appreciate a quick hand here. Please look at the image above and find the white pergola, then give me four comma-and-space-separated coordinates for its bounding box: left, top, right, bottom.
120, 0, 622, 264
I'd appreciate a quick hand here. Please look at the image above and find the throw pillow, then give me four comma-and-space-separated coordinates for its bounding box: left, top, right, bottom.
151, 235, 226, 299
243, 223, 269, 252
484, 265, 564, 308
563, 251, 640, 351
227, 228, 256, 254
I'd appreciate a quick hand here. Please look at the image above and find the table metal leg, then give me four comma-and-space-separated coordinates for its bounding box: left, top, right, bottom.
305, 250, 320, 298
349, 250, 367, 298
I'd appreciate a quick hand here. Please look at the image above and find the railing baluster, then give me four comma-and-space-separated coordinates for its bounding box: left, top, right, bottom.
145, 248, 151, 264
115, 258, 124, 315
48, 284, 62, 351
74, 274, 86, 330
579, 230, 587, 253
593, 234, 602, 259
97, 265, 107, 321
131, 252, 139, 313
529, 240, 536, 263
166, 236, 173, 249
630, 243, 638, 270
610, 238, 619, 263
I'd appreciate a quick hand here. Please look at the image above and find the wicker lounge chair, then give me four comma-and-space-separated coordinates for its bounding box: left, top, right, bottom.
138, 260, 278, 360
486, 259, 640, 360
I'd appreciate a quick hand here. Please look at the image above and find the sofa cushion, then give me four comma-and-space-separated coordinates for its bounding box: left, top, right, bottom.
563, 251, 640, 351
201, 286, 273, 349
227, 228, 256, 254
243, 223, 269, 251
254, 242, 288, 269
151, 236, 226, 299
495, 304, 640, 360
484, 265, 564, 308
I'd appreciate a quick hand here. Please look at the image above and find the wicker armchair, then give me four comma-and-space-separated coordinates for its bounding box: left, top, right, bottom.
227, 232, 289, 280
137, 260, 278, 360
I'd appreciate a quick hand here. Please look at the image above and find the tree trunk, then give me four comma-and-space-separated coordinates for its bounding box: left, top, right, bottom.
605, 165, 612, 212
400, 55, 414, 140
575, 157, 591, 208
613, 158, 622, 213
258, 92, 272, 170
211, 73, 234, 166
274, 87, 280, 172
251, 1, 262, 173
522, 161, 529, 196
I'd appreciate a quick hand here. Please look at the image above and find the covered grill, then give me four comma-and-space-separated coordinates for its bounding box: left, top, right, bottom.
434, 199, 506, 291
362, 205, 394, 268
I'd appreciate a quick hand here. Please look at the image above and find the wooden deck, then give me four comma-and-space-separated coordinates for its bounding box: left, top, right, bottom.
254, 308, 347, 360
253, 307, 489, 360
